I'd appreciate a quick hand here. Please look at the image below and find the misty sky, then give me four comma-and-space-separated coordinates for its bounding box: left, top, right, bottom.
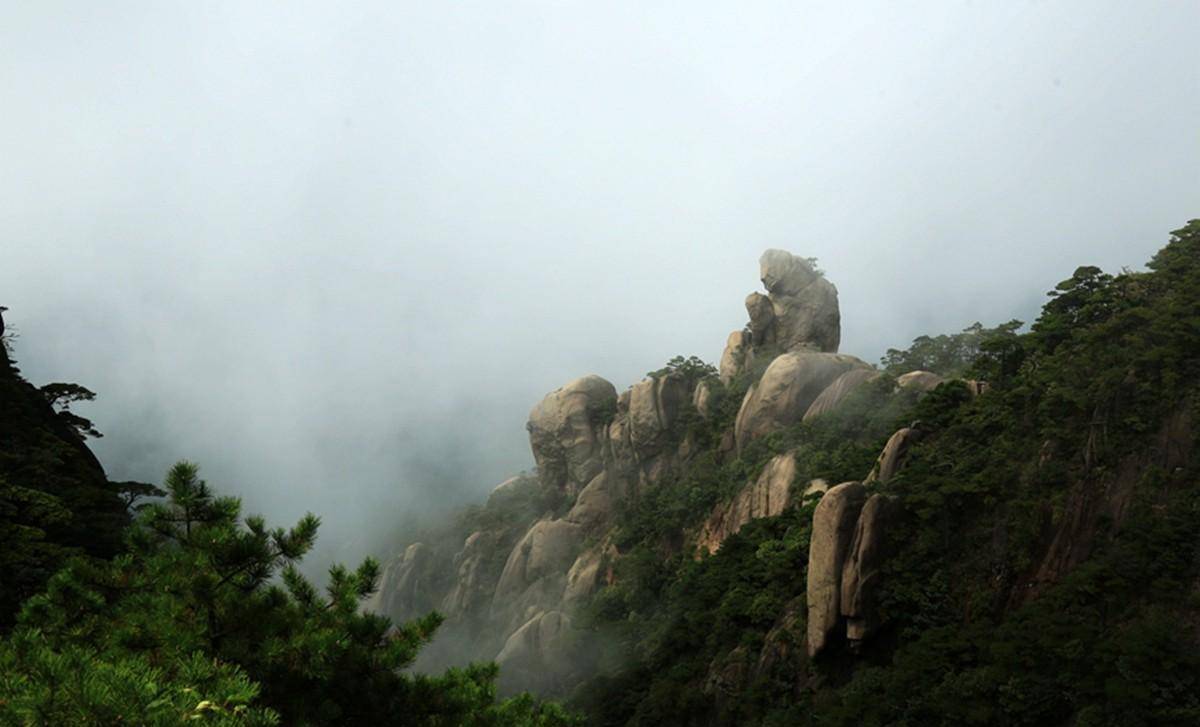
2, 2, 1198, 564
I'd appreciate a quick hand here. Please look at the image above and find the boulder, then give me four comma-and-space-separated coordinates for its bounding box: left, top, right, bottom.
806, 481, 867, 657
441, 530, 502, 618
495, 610, 573, 666
759, 250, 841, 353
365, 542, 444, 622
487, 473, 537, 509
495, 610, 577, 693
719, 330, 751, 384
527, 375, 617, 495
494, 518, 582, 601
760, 249, 821, 296
628, 374, 689, 455
745, 292, 776, 346
696, 452, 797, 555
563, 541, 615, 606
840, 494, 901, 641
865, 427, 922, 484
566, 472, 624, 530
735, 352, 870, 450
803, 368, 881, 421
803, 478, 830, 498
896, 370, 945, 393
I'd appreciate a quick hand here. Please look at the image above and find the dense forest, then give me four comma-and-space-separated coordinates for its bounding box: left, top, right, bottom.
2, 221, 1198, 725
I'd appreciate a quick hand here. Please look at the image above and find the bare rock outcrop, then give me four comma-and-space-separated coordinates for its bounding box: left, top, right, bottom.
806, 481, 867, 657
494, 518, 582, 603
527, 375, 617, 495
719, 249, 842, 390
696, 452, 798, 555
804, 479, 830, 498
865, 427, 923, 484
719, 330, 751, 384
745, 292, 777, 346
896, 370, 945, 393
441, 530, 503, 618
840, 494, 901, 641
735, 352, 870, 450
563, 540, 617, 607
758, 250, 841, 353
495, 610, 577, 693
365, 542, 444, 622
628, 374, 689, 455
692, 379, 716, 418
604, 373, 698, 492
487, 473, 537, 508
566, 472, 625, 530
803, 368, 882, 422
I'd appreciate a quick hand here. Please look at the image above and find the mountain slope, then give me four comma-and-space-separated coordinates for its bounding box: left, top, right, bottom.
373, 221, 1200, 726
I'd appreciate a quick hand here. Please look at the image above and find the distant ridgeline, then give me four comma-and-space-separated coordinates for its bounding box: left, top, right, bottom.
373, 221, 1200, 726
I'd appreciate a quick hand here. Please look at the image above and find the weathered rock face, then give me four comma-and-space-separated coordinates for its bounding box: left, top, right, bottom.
487, 473, 537, 508
896, 370, 945, 393
758, 250, 841, 353
495, 610, 577, 693
494, 518, 582, 603
628, 374, 689, 455
602, 371, 701, 494
365, 542, 444, 622
719, 330, 751, 384
692, 379, 716, 418
840, 494, 900, 641
865, 427, 922, 484
735, 352, 871, 450
527, 375, 617, 495
806, 481, 867, 657
441, 531, 503, 618
566, 472, 624, 530
804, 479, 830, 498
563, 541, 616, 607
745, 292, 776, 346
696, 452, 798, 555
803, 368, 882, 422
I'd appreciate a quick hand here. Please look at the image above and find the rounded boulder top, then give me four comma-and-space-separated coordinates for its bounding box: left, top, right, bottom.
759, 249, 820, 296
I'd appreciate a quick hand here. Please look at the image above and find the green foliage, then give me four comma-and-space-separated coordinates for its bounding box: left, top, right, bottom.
0, 633, 279, 725
40, 382, 103, 439
1, 462, 580, 726
0, 476, 76, 631
0, 347, 127, 629
881, 320, 1023, 378
647, 355, 718, 383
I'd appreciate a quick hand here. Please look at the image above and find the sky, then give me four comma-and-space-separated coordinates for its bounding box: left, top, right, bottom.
2, 1, 1198, 566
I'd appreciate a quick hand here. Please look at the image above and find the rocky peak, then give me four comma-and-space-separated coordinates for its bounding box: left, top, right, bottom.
721, 249, 842, 383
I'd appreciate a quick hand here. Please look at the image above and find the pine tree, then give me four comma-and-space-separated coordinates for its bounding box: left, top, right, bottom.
1, 462, 580, 726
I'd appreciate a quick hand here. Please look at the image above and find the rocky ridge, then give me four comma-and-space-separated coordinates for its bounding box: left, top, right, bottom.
372, 249, 980, 690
